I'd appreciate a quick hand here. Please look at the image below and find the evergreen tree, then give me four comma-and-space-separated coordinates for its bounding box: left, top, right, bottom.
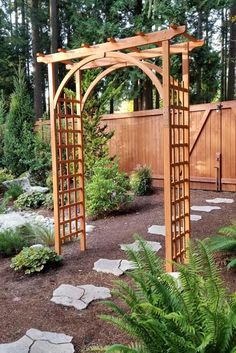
4, 65, 35, 176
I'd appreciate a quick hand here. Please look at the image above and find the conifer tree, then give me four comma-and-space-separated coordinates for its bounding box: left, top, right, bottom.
4, 66, 34, 176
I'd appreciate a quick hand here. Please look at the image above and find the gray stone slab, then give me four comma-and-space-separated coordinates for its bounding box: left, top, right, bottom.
26, 329, 72, 344
0, 336, 32, 353
51, 284, 111, 310
120, 240, 162, 252
86, 224, 95, 233
191, 205, 221, 212
148, 225, 165, 236
30, 341, 74, 353
93, 259, 134, 276
190, 214, 202, 221
3, 176, 48, 193
0, 329, 74, 353
206, 198, 234, 204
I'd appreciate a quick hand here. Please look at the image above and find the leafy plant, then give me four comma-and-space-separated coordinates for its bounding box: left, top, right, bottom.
95, 237, 236, 353
0, 228, 31, 257
4, 183, 24, 201
46, 172, 53, 192
0, 168, 14, 185
10, 246, 62, 274
29, 132, 52, 186
43, 193, 54, 210
130, 165, 152, 196
22, 223, 55, 247
14, 191, 46, 210
207, 220, 236, 269
86, 158, 132, 218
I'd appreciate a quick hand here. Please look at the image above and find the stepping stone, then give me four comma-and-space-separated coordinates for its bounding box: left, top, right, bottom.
0, 328, 74, 353
93, 259, 135, 276
148, 225, 165, 236
190, 214, 202, 221
148, 225, 184, 236
86, 224, 95, 233
167, 272, 181, 287
168, 272, 180, 281
51, 284, 111, 311
191, 205, 221, 212
120, 240, 162, 252
206, 198, 234, 204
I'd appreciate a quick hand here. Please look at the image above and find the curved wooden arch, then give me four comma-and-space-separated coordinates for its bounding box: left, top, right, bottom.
81, 61, 165, 111
53, 52, 164, 109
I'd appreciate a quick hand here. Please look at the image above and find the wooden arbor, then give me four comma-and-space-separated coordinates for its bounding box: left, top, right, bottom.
37, 25, 203, 271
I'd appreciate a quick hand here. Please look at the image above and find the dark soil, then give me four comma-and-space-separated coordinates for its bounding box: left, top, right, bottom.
0, 189, 236, 352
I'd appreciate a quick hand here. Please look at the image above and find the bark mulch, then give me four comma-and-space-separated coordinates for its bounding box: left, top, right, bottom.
0, 189, 236, 352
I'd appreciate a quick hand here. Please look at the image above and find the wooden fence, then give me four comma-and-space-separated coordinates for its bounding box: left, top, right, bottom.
35, 100, 236, 192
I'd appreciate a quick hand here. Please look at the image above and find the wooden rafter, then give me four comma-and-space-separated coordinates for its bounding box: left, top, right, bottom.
64, 40, 204, 70
37, 26, 187, 64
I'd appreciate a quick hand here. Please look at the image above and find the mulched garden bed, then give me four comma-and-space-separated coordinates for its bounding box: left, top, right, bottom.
0, 188, 236, 352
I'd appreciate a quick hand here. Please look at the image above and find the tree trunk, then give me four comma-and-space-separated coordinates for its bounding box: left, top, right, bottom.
227, 3, 236, 100
50, 0, 58, 88
196, 10, 203, 99
31, 0, 43, 119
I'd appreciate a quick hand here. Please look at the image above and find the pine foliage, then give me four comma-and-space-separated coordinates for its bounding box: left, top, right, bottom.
94, 237, 236, 353
4, 65, 34, 176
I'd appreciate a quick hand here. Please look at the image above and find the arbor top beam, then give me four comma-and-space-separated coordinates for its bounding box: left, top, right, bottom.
37, 25, 201, 65
66, 40, 204, 70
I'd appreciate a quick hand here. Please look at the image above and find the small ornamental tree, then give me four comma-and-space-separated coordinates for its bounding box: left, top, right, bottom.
4, 65, 34, 176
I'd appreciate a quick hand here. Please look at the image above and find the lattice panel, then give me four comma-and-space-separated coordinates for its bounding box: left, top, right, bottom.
54, 96, 86, 251
170, 79, 190, 263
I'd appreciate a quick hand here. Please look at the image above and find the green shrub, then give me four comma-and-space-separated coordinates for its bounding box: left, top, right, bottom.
4, 183, 24, 201
130, 165, 152, 196
0, 168, 14, 185
0, 228, 30, 257
46, 172, 53, 192
86, 158, 132, 218
14, 192, 46, 210
97, 237, 236, 353
207, 220, 236, 269
44, 193, 54, 210
29, 133, 52, 186
4, 65, 35, 176
10, 246, 62, 274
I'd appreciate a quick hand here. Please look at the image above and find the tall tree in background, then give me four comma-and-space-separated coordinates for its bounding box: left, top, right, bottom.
31, 0, 43, 119
228, 3, 236, 99
50, 0, 58, 88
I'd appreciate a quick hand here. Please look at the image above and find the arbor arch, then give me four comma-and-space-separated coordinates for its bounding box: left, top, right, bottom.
37, 26, 203, 271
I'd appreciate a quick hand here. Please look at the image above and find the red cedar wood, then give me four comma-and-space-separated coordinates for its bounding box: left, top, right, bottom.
38, 26, 203, 267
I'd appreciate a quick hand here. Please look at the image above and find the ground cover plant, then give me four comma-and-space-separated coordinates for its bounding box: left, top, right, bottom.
11, 246, 61, 275
22, 223, 55, 247
96, 238, 236, 353
130, 165, 152, 196
0, 227, 33, 257
14, 191, 46, 209
207, 220, 236, 269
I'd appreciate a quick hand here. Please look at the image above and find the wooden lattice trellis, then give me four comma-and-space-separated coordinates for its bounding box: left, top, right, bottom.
37, 25, 203, 271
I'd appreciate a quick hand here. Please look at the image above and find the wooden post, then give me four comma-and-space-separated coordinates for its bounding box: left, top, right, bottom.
182, 43, 190, 259
48, 63, 61, 255
162, 40, 172, 272
75, 70, 86, 251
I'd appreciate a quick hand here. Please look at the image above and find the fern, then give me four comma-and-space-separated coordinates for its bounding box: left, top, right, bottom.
207, 220, 236, 268
93, 238, 236, 353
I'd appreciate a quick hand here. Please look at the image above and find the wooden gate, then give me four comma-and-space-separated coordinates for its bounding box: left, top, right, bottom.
190, 101, 236, 192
